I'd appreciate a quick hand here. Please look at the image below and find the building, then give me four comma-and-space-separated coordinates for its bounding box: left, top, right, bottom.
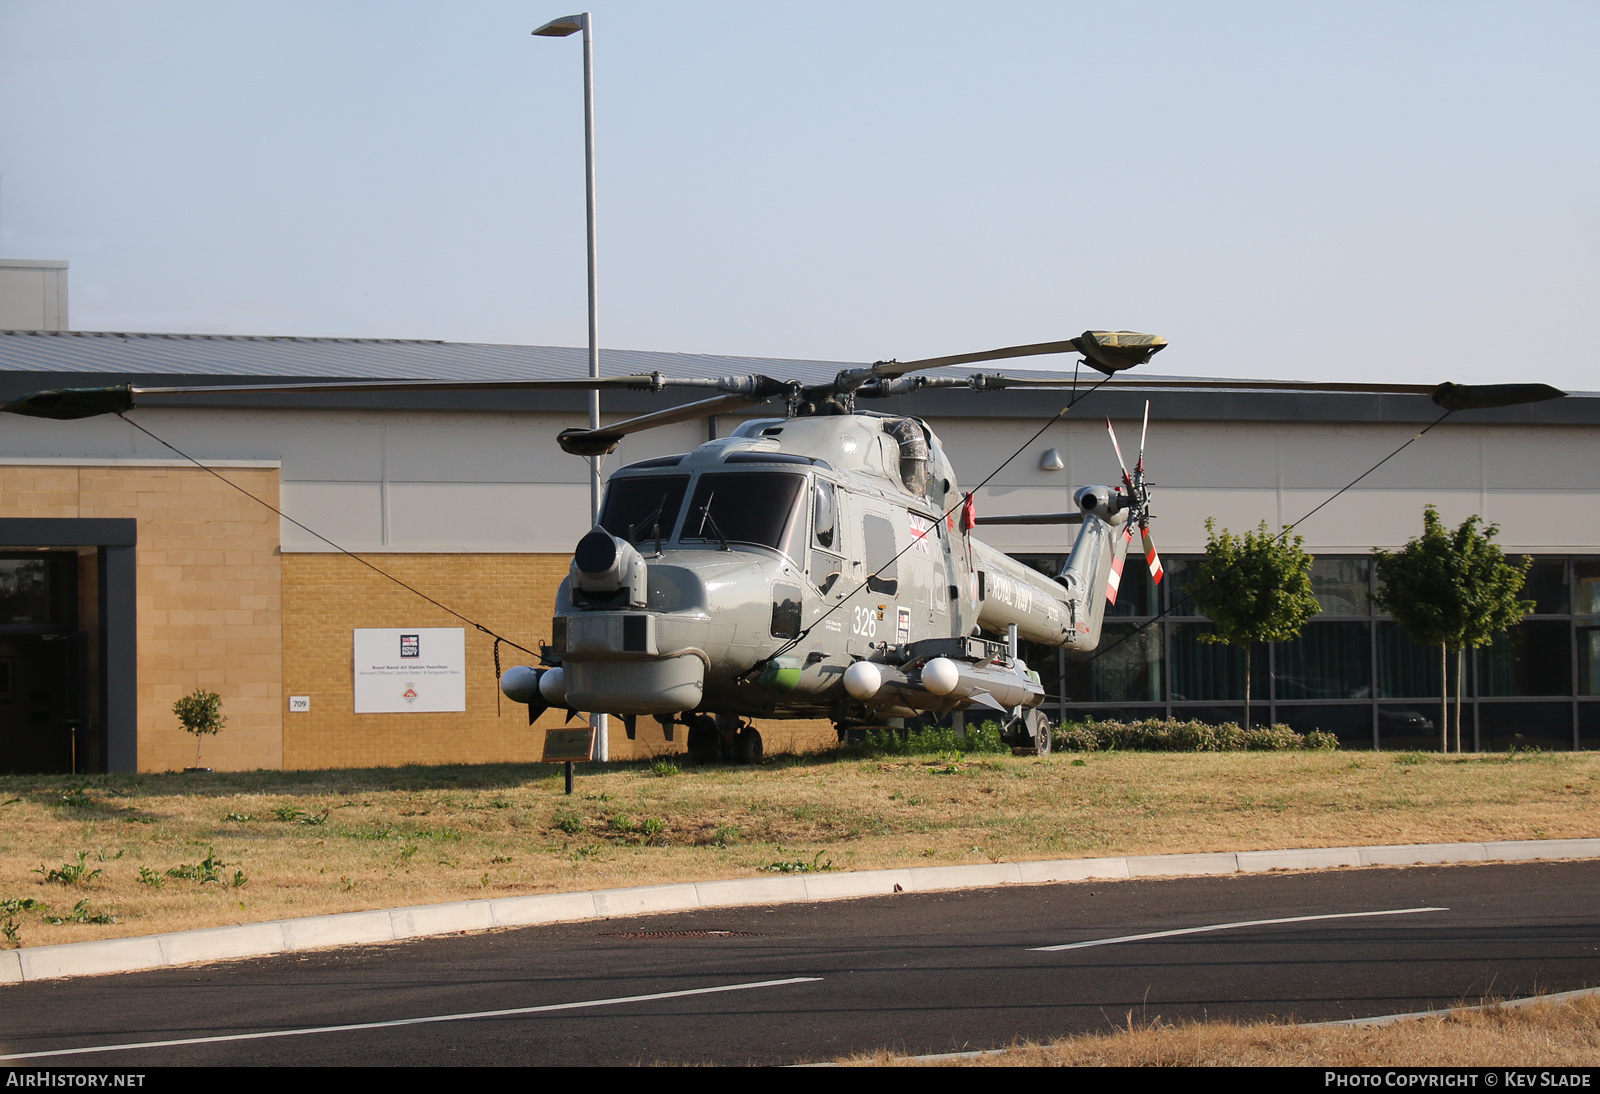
0, 327, 1594, 773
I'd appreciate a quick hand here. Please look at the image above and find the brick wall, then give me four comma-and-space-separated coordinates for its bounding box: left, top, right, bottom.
282, 552, 566, 767
281, 552, 837, 767
0, 463, 835, 772
0, 464, 283, 772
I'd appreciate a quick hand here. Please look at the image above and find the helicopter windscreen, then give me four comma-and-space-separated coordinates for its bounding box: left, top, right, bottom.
681, 472, 806, 554
598, 474, 690, 545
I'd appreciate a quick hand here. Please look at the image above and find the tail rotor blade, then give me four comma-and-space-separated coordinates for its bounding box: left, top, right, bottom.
1136, 400, 1150, 476
1106, 417, 1133, 491
1142, 527, 1164, 585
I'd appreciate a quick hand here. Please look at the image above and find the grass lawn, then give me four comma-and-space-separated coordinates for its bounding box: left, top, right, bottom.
1, 747, 1595, 948
843, 993, 1600, 1067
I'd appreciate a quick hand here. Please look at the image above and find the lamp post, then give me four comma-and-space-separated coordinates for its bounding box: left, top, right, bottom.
535, 12, 608, 763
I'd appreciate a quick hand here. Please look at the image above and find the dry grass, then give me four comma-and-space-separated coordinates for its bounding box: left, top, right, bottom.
842, 993, 1600, 1066
0, 747, 1595, 948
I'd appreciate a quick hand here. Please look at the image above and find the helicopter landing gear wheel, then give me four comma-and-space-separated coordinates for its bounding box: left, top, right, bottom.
733, 725, 764, 765
1008, 708, 1051, 755
1026, 708, 1052, 756
686, 714, 721, 764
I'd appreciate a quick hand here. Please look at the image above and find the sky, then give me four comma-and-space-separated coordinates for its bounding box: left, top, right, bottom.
1, 1, 1595, 390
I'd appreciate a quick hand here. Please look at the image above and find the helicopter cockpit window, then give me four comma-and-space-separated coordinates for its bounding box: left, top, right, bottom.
812, 480, 837, 551
862, 513, 899, 596
599, 475, 690, 546
682, 472, 806, 555
809, 479, 843, 593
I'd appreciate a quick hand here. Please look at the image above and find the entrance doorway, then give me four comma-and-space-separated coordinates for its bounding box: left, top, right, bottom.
0, 552, 91, 775
0, 519, 136, 774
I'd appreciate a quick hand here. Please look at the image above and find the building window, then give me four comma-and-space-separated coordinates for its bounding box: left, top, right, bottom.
1477, 621, 1572, 698
1010, 550, 1594, 751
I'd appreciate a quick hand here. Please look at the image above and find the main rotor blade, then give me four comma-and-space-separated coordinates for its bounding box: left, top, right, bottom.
868, 329, 1167, 381
0, 385, 135, 420
1429, 382, 1567, 411
0, 373, 790, 421
973, 512, 1086, 526
134, 374, 683, 396
957, 375, 1570, 411
556, 392, 773, 457
962, 375, 1444, 394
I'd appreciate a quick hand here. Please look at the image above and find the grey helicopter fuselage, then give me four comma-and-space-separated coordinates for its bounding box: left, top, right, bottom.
533, 411, 1132, 736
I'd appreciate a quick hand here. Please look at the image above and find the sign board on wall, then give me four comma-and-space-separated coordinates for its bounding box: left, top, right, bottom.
353, 628, 466, 713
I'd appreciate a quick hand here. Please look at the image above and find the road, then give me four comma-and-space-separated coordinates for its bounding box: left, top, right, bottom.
2, 859, 1597, 1066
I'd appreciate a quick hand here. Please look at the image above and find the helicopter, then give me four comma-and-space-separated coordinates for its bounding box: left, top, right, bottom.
511, 329, 1180, 762
0, 332, 1565, 764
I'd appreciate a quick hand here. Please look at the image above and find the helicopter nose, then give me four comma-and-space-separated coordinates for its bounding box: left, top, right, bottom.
571, 527, 649, 608
574, 528, 618, 574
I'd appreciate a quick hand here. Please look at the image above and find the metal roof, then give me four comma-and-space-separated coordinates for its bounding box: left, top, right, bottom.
0, 329, 862, 386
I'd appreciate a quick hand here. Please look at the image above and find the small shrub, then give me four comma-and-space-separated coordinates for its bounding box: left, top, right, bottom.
137, 866, 164, 888
641, 818, 666, 839
167, 848, 232, 885
849, 722, 1009, 757
55, 787, 93, 809
553, 812, 585, 835
172, 688, 225, 767
1240, 725, 1307, 751
608, 814, 635, 834
1, 896, 46, 942
271, 806, 328, 825
44, 899, 116, 925
650, 760, 681, 777
350, 824, 399, 841
765, 851, 833, 874
34, 852, 102, 886
1052, 718, 1338, 753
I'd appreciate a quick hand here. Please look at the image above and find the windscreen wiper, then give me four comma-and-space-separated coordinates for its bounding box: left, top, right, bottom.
695, 495, 730, 551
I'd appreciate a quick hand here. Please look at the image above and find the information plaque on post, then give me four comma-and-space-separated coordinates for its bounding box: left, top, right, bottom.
542, 728, 595, 763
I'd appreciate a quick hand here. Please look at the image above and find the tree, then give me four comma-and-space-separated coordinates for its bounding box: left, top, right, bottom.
1186, 519, 1321, 728
173, 688, 226, 770
1373, 506, 1533, 753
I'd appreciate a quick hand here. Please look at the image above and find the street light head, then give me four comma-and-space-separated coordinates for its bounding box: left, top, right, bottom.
533, 14, 585, 37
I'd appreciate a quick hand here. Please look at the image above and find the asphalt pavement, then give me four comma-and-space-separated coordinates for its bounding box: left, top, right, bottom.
2, 859, 1596, 1066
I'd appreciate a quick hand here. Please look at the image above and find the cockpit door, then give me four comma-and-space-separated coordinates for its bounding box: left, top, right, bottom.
808, 478, 844, 595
